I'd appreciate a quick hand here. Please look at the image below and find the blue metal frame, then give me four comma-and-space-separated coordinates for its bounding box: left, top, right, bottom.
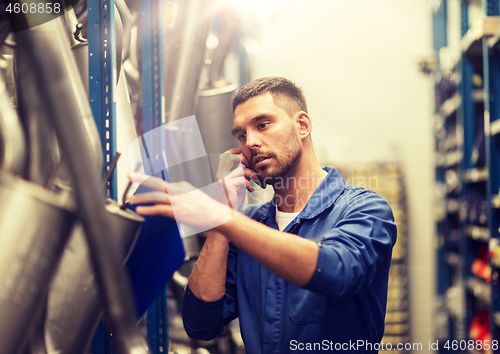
141, 0, 164, 158
88, 0, 118, 201
141, 0, 168, 351
432, 0, 499, 349
433, 0, 500, 350
434, 0, 500, 353
485, 0, 500, 351
488, 46, 500, 354
460, 0, 487, 339
461, 60, 475, 171
486, 0, 499, 16
460, 54, 475, 336
432, 2, 457, 351
461, 0, 469, 37
88, 0, 118, 351
433, 0, 447, 54
146, 289, 169, 353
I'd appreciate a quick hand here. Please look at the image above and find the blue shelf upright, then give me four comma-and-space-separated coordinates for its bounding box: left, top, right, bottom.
489, 43, 500, 354
141, 0, 164, 157
433, 0, 500, 351
433, 0, 447, 54
141, 0, 168, 351
486, 0, 500, 351
88, 0, 118, 351
432, 0, 464, 351
88, 0, 118, 201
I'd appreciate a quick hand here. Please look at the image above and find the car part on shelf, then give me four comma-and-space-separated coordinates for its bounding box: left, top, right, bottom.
0, 172, 76, 354
195, 2, 239, 155
196, 1, 239, 157
0, 21, 11, 49
162, 0, 214, 124
0, 33, 17, 105
194, 3, 239, 182
0, 70, 26, 176
16, 24, 103, 179
63, 5, 124, 90
64, 9, 90, 94
196, 83, 238, 155
115, 0, 133, 62
45, 199, 144, 354
114, 5, 124, 82
17, 16, 148, 354
15, 38, 62, 187
116, 65, 143, 198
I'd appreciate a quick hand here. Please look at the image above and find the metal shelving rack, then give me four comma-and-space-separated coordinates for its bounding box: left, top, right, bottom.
433, 0, 500, 352
433, 1, 465, 349
488, 10, 500, 352
87, 0, 169, 350
337, 164, 411, 354
88, 0, 118, 200
88, 0, 119, 350
141, 0, 169, 351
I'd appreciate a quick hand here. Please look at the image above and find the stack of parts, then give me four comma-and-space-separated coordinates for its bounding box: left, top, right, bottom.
338, 163, 410, 354
471, 243, 491, 283
468, 308, 492, 354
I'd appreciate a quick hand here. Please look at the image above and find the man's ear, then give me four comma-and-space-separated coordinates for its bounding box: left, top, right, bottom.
296, 111, 312, 141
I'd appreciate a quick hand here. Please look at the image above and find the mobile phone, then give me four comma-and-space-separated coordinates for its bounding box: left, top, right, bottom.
240, 152, 267, 189
253, 174, 267, 189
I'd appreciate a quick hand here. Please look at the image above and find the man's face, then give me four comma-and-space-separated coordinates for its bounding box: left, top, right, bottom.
232, 93, 303, 185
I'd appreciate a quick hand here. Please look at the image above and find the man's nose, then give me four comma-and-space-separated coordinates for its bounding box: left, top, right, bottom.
245, 131, 262, 150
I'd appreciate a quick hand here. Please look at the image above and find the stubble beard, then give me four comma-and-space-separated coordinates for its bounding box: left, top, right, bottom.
259, 135, 303, 188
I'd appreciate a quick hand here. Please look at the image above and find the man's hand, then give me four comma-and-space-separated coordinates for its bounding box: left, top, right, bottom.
127, 149, 260, 232
216, 148, 260, 211
128, 173, 235, 232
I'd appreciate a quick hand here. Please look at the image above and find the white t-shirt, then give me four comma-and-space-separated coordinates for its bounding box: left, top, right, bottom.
275, 170, 327, 231
275, 208, 300, 231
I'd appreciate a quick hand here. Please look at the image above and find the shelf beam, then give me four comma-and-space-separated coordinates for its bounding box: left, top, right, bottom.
492, 194, 500, 208
472, 89, 484, 102
491, 119, 500, 138
466, 277, 491, 305
494, 312, 500, 327
447, 199, 460, 213
465, 225, 490, 242
440, 92, 461, 118
463, 167, 489, 183
462, 16, 500, 56
445, 251, 461, 266
446, 150, 463, 167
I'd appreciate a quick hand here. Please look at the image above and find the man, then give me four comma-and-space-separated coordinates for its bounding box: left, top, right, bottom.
130, 77, 397, 353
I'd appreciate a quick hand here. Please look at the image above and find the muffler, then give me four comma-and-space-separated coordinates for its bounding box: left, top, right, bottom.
0, 172, 75, 354
45, 199, 144, 354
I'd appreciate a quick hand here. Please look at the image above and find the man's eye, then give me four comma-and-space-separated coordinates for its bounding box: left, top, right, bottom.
258, 123, 269, 129
238, 134, 246, 141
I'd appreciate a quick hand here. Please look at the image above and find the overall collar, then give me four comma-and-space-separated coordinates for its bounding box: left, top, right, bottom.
262, 167, 346, 222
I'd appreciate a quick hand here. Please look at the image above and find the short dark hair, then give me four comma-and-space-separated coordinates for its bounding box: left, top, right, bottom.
232, 77, 308, 116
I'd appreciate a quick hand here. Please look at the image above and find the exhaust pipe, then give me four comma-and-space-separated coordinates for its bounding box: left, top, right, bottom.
17, 16, 148, 354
